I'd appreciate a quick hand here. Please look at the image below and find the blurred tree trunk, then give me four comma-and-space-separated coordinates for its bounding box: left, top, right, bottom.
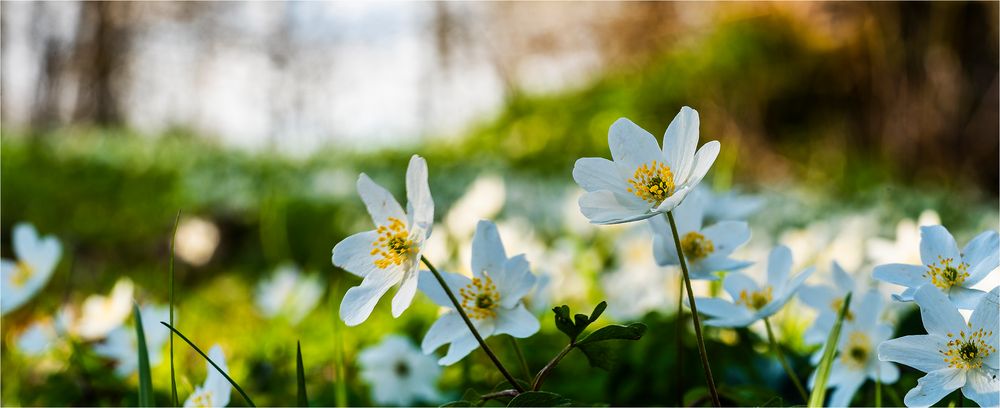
71, 2, 132, 126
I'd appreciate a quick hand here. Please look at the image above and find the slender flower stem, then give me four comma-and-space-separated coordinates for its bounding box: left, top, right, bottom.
421, 256, 525, 393
763, 317, 809, 402
509, 335, 532, 381
675, 274, 685, 407
666, 211, 721, 407
531, 343, 573, 391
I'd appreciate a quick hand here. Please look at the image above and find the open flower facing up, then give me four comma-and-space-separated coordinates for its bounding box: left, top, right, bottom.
359, 335, 442, 406
184, 345, 231, 408
1, 223, 62, 315
419, 220, 539, 365
878, 285, 999, 408
572, 106, 720, 225
332, 155, 434, 326
93, 304, 170, 377
254, 264, 324, 325
696, 245, 814, 327
798, 261, 868, 345
648, 188, 752, 280
73, 278, 135, 340
873, 226, 998, 309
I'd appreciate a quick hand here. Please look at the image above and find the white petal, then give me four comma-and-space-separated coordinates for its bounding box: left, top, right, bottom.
962, 368, 1000, 408
1, 259, 29, 315
421, 312, 465, 354
579, 190, 656, 225
695, 297, 751, 322
205, 344, 231, 404
904, 368, 966, 408
405, 155, 434, 228
339, 269, 403, 326
662, 106, 700, 183
650, 220, 679, 267
828, 370, 865, 407
391, 268, 419, 318
573, 157, 627, 194
608, 118, 662, 171
872, 264, 927, 287
471, 220, 507, 279
438, 333, 479, 366
497, 255, 535, 309
920, 225, 961, 267
417, 270, 470, 308
12, 223, 39, 261
679, 140, 720, 188
875, 361, 900, 384
877, 335, 949, 372
913, 285, 967, 337
797, 284, 836, 312
331, 231, 379, 278
831, 261, 855, 293
696, 255, 752, 275
357, 173, 406, 226
767, 245, 793, 289
701, 221, 751, 256
949, 286, 986, 310
962, 231, 999, 276
723, 272, 759, 301
493, 303, 540, 338
761, 267, 814, 318
854, 290, 884, 330
970, 287, 999, 369
653, 184, 694, 213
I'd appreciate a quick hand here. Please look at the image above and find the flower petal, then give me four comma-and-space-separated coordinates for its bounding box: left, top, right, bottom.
961, 230, 999, 274
471, 220, 507, 279
654, 185, 695, 213
949, 286, 986, 310
872, 263, 927, 287
854, 290, 884, 330
496, 255, 536, 309
357, 173, 407, 226
662, 106, 700, 182
12, 223, 39, 262
903, 368, 966, 408
679, 140, 720, 188
694, 297, 751, 323
650, 218, 679, 267
339, 269, 403, 326
579, 190, 656, 225
723, 272, 759, 301
608, 118, 662, 172
831, 261, 854, 293
417, 270, 470, 308
438, 333, 479, 366
914, 285, 967, 337
962, 367, 1000, 408
970, 287, 999, 369
332, 231, 379, 278
205, 345, 231, 406
767, 245, 793, 290
573, 157, 628, 194
421, 311, 465, 354
1, 259, 29, 315
828, 370, 865, 408
391, 268, 419, 317
875, 361, 900, 384
493, 303, 540, 338
920, 225, 961, 267
405, 155, 434, 228
696, 255, 752, 275
701, 221, 751, 256
877, 335, 950, 373
761, 266, 814, 318
797, 284, 836, 312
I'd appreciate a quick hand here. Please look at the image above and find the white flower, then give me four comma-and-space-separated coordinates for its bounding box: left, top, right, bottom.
254, 264, 324, 324
878, 285, 999, 408
696, 245, 815, 327
873, 226, 998, 309
16, 319, 61, 357
332, 155, 434, 326
807, 290, 899, 407
74, 278, 135, 340
572, 106, 720, 225
867, 210, 941, 266
184, 344, 232, 408
648, 188, 752, 280
444, 175, 505, 239
174, 216, 221, 267
600, 230, 675, 320
359, 335, 442, 406
798, 262, 868, 345
419, 220, 539, 365
1, 223, 62, 315
701, 187, 765, 224
93, 304, 170, 377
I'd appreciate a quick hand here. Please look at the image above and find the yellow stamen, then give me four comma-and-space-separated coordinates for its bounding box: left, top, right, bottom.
841, 331, 871, 369
830, 298, 854, 321
736, 286, 773, 311
370, 217, 416, 269
190, 390, 214, 408
12, 260, 34, 287
459, 275, 501, 320
941, 326, 995, 369
924, 256, 970, 290
681, 231, 714, 262
627, 160, 675, 205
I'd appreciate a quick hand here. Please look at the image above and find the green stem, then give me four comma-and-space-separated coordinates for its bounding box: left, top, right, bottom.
161, 323, 256, 407
531, 343, 573, 391
421, 256, 525, 393
675, 274, 685, 407
508, 335, 532, 382
666, 211, 722, 407
875, 377, 882, 408
764, 317, 809, 402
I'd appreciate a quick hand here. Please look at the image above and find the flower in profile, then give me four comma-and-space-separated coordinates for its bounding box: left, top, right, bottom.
332, 155, 434, 326
1, 223, 62, 315
648, 188, 752, 280
572, 106, 720, 224
359, 335, 442, 406
254, 264, 324, 325
873, 226, 998, 309
93, 304, 170, 377
74, 278, 135, 340
798, 261, 867, 345
878, 285, 998, 408
419, 220, 539, 365
695, 245, 814, 327
184, 344, 231, 408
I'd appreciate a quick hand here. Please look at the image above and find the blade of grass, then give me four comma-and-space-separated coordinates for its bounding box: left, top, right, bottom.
169, 211, 180, 406
297, 341, 308, 407
134, 302, 154, 407
808, 292, 852, 408
161, 322, 256, 407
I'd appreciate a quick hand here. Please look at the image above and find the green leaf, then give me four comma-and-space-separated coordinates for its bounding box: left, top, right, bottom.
553, 305, 582, 341
588, 301, 607, 322
808, 292, 852, 408
134, 303, 154, 407
168, 211, 180, 407
576, 341, 619, 371
576, 323, 647, 346
296, 341, 308, 407
507, 391, 572, 407
161, 322, 257, 407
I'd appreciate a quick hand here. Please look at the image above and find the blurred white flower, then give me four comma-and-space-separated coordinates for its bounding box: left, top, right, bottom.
873, 226, 998, 309
74, 278, 135, 340
798, 262, 870, 345
601, 230, 676, 320
254, 264, 324, 324
184, 344, 231, 408
702, 187, 765, 224
332, 155, 434, 326
526, 239, 586, 314
16, 319, 60, 357
878, 286, 998, 408
867, 210, 941, 266
419, 221, 539, 365
1, 223, 62, 315
780, 215, 875, 273
572, 107, 720, 224
359, 335, 442, 406
696, 245, 815, 327
445, 175, 505, 239
93, 304, 170, 377
174, 216, 221, 267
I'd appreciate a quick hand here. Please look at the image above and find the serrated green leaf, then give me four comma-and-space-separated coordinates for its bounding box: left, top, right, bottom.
589, 301, 607, 322
297, 341, 308, 407
134, 303, 154, 407
808, 292, 852, 408
507, 391, 572, 407
576, 323, 647, 346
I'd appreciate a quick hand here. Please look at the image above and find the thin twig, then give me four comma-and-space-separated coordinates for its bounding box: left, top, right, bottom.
531, 343, 573, 391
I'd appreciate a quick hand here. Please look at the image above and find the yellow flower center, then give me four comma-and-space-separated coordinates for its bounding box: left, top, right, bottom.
627, 160, 675, 205
830, 298, 854, 321
460, 275, 500, 320
12, 260, 34, 287
841, 331, 871, 369
370, 217, 416, 269
941, 327, 995, 369
924, 256, 969, 290
736, 286, 773, 311
680, 231, 714, 262
190, 390, 214, 408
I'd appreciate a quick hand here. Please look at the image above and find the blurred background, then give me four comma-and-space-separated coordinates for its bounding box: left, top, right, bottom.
2, 2, 998, 407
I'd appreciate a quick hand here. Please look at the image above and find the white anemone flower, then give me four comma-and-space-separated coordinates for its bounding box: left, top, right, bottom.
93, 304, 170, 377
359, 335, 442, 406
75, 278, 135, 340
184, 344, 232, 408
419, 220, 539, 365
878, 286, 999, 408
1, 223, 62, 315
572, 106, 720, 225
702, 187, 765, 224
648, 188, 752, 280
798, 261, 869, 345
332, 155, 434, 326
254, 264, 324, 324
873, 226, 998, 309
696, 245, 815, 327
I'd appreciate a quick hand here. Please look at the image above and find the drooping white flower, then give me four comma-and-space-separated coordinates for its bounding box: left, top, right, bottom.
798, 261, 869, 346
332, 155, 434, 326
878, 285, 999, 408
184, 344, 232, 408
1, 223, 62, 315
419, 220, 539, 365
254, 264, 324, 324
648, 188, 752, 280
572, 107, 720, 225
358, 335, 442, 406
873, 226, 998, 309
93, 304, 171, 377
696, 245, 815, 327
74, 278, 135, 340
